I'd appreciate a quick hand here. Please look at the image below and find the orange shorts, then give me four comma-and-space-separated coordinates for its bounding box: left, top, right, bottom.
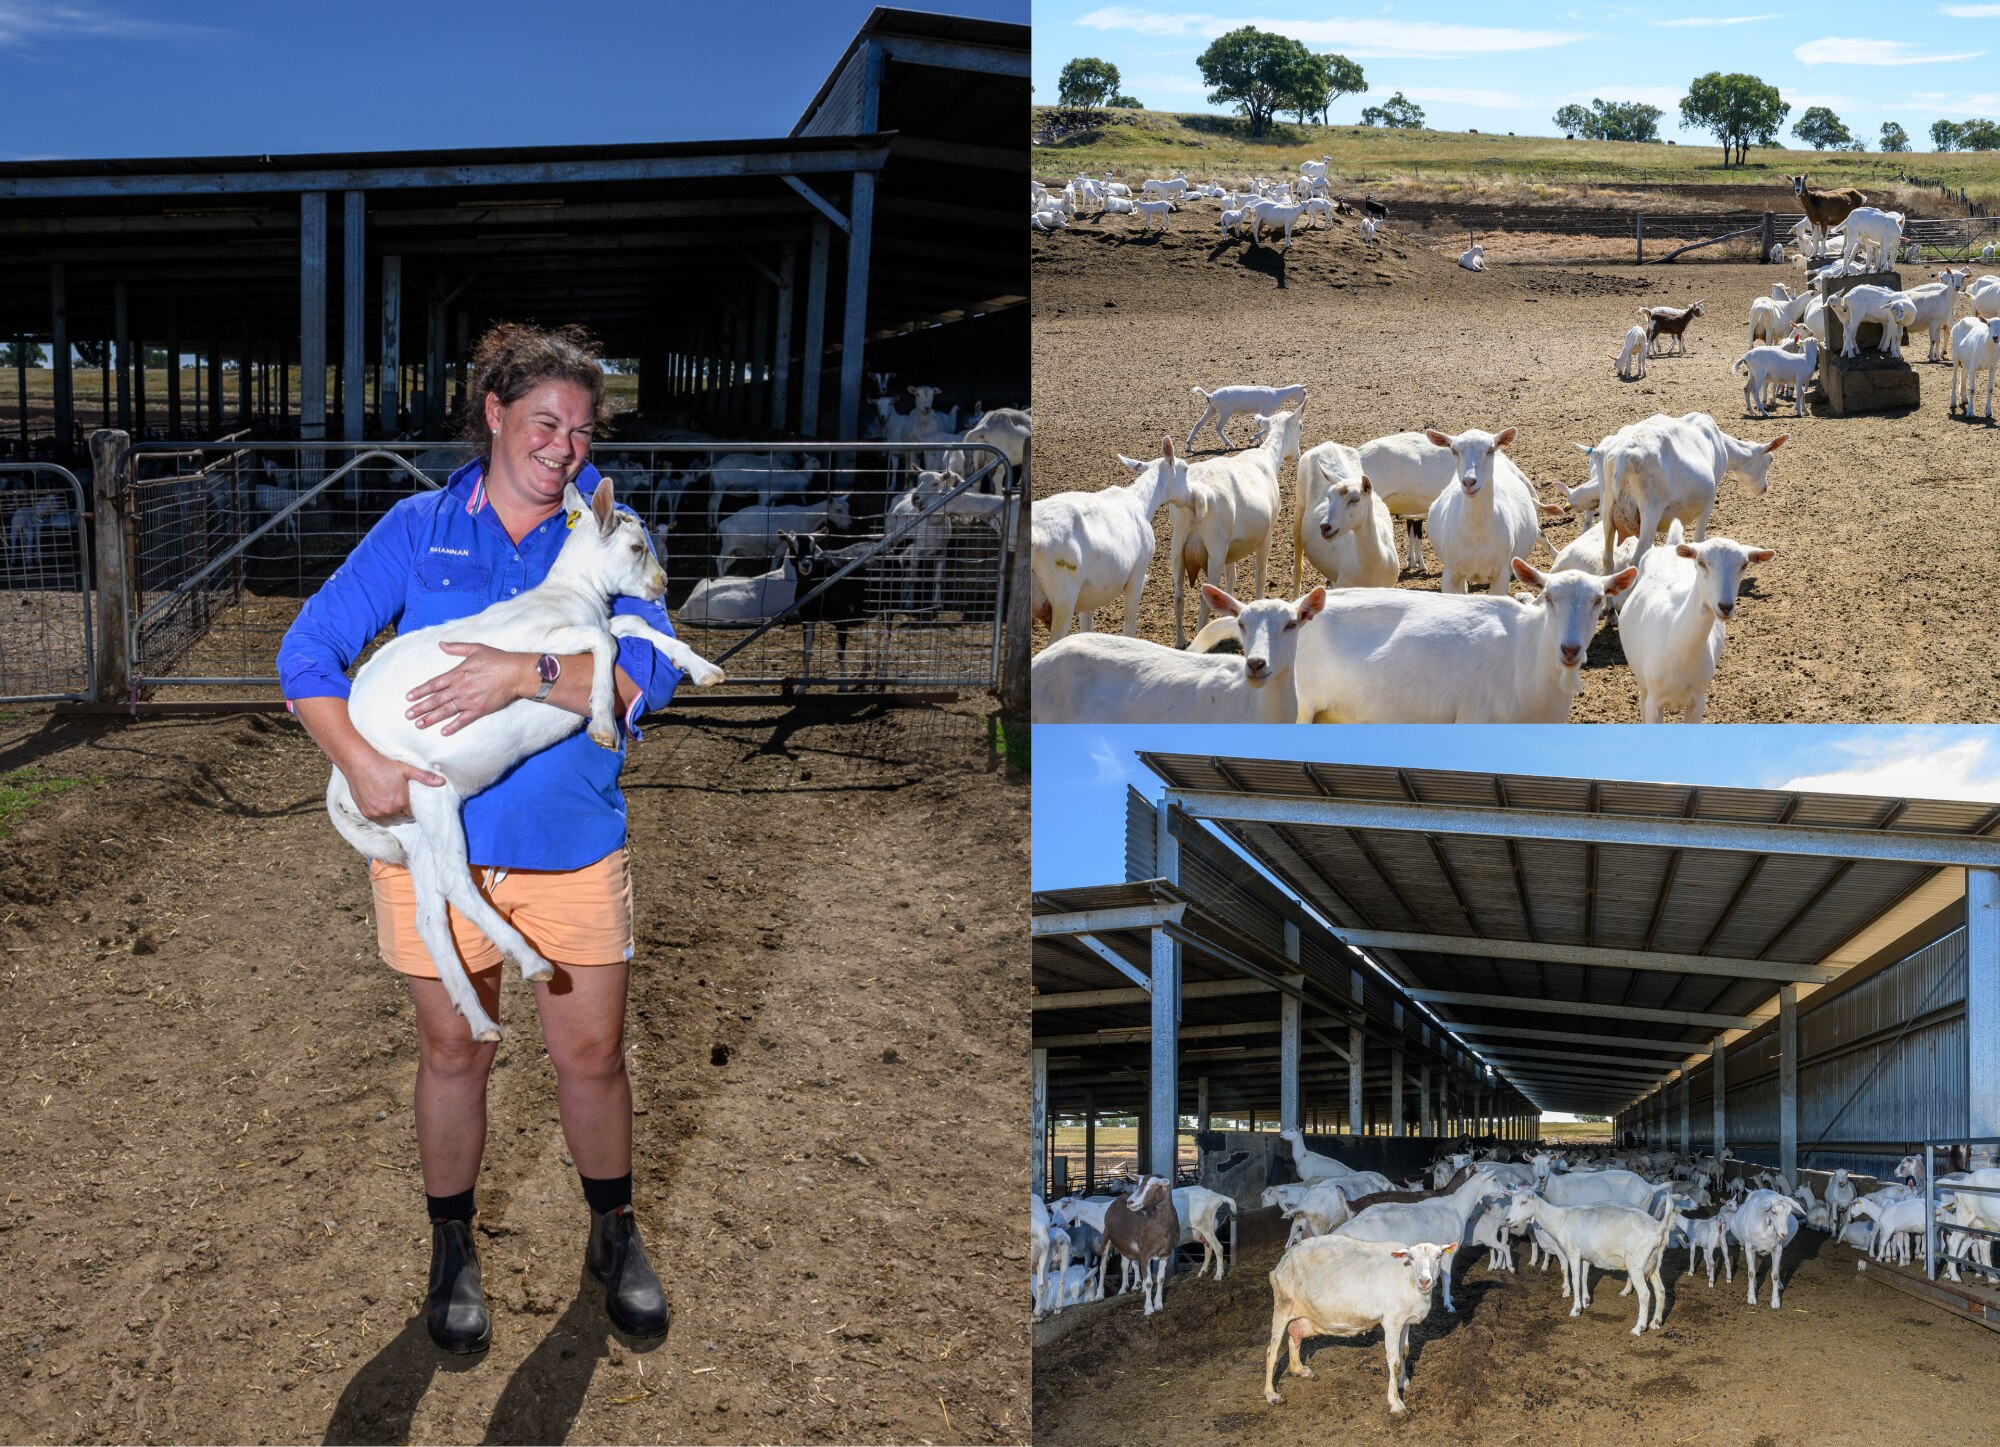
368, 848, 635, 977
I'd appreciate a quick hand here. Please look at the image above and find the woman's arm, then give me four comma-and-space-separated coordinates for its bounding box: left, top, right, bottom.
293, 695, 446, 822
401, 644, 641, 734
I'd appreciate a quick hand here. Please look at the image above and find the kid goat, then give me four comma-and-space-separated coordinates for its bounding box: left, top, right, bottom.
324, 478, 726, 1042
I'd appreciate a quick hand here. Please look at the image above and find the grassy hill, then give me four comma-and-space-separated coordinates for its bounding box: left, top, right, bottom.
1034, 107, 1997, 213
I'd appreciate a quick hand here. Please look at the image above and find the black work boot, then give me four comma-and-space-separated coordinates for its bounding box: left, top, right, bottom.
425, 1218, 492, 1354
586, 1204, 669, 1338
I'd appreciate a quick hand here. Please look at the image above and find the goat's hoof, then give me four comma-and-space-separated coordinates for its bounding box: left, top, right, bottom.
521, 961, 555, 984
588, 725, 619, 750
474, 1025, 502, 1043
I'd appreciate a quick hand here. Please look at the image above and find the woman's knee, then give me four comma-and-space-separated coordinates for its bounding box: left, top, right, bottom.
550, 1034, 626, 1087
418, 1029, 498, 1082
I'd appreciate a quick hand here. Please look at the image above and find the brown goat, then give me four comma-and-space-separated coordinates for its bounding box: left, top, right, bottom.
1786, 173, 1866, 245
1098, 1175, 1180, 1315
1638, 299, 1705, 356
1341, 1164, 1477, 1217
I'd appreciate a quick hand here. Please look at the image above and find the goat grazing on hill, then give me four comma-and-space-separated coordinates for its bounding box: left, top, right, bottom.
324, 479, 726, 1042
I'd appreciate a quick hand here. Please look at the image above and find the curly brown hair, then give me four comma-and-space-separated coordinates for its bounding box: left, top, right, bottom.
456, 321, 611, 461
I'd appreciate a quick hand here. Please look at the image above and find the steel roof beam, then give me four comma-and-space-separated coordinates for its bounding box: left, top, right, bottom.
1164, 787, 2000, 868
0, 144, 892, 201
1408, 990, 1760, 1030
1445, 1023, 1712, 1054
1031, 979, 1275, 1012
1477, 1044, 1703, 1069
1032, 902, 1186, 936
1331, 928, 1838, 984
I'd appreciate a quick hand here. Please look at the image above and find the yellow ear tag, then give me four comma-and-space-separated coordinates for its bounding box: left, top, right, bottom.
565, 511, 580, 530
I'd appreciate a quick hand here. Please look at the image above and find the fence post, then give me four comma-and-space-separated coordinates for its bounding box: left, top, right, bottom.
89, 428, 132, 705
1760, 211, 1774, 263
1635, 213, 1645, 265
999, 441, 1032, 761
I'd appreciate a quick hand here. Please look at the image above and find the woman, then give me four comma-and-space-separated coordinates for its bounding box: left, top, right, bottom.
278, 323, 674, 1353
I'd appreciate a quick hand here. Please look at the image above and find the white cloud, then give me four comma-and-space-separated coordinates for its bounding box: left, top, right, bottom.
1795, 36, 1986, 64
1882, 89, 2000, 110
1939, 3, 2000, 15
1780, 735, 2000, 803
1396, 85, 1537, 110
1653, 13, 1782, 25
0, 2, 216, 45
1086, 735, 1136, 786
1074, 8, 1588, 58
1782, 90, 1859, 109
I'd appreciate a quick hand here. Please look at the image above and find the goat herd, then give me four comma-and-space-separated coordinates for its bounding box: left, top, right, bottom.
1031, 156, 1388, 248
1031, 1138, 2000, 1416
1031, 389, 1784, 724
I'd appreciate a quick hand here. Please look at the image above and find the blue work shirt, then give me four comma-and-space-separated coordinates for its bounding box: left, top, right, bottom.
277, 457, 682, 871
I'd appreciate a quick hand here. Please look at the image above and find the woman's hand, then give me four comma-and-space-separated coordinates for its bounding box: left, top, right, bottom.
347, 749, 447, 824
406, 643, 538, 734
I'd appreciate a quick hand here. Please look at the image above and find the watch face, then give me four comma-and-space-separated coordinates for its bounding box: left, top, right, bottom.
537, 654, 559, 683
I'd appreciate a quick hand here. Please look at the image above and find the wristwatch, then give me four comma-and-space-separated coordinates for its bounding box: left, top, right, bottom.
532, 653, 560, 702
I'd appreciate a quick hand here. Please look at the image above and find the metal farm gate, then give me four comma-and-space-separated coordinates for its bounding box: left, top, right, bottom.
108, 436, 1016, 703
0, 463, 93, 702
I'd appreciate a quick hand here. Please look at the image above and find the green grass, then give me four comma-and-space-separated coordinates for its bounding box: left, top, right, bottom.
1036, 106, 2000, 209
0, 766, 97, 837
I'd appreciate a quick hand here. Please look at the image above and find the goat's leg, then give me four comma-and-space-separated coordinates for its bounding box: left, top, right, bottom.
404, 788, 557, 994
397, 826, 508, 1041
529, 623, 637, 747
607, 615, 727, 687
1263, 1309, 1295, 1404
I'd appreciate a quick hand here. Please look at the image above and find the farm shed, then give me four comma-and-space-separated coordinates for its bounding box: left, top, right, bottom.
1031, 794, 1534, 1198
1101, 754, 2000, 1196
0, 6, 1027, 462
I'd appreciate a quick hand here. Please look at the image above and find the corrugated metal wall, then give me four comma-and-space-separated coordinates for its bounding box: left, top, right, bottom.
1623, 926, 1967, 1178
1123, 785, 1156, 884
798, 47, 867, 137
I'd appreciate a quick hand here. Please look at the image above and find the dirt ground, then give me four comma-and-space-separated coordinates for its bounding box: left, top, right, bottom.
0, 699, 1028, 1445
1032, 215, 2000, 722
1034, 1231, 2000, 1446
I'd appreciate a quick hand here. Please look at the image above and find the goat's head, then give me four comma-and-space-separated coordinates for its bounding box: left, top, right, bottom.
1199, 585, 1326, 685
558, 477, 665, 603
1315, 475, 1375, 540
1425, 425, 1515, 495
1250, 403, 1306, 462
907, 384, 941, 413
1513, 558, 1637, 669
1721, 430, 1787, 495
1390, 1242, 1456, 1295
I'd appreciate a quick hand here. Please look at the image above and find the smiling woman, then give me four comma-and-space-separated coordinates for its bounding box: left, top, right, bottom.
279, 318, 685, 1353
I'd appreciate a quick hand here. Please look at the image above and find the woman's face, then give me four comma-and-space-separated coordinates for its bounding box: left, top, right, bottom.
484, 378, 596, 509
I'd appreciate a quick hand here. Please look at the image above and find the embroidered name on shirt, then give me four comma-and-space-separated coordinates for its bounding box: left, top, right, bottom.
429, 546, 472, 557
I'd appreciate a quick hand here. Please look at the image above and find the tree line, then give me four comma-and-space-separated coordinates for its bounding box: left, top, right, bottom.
1055, 29, 2000, 167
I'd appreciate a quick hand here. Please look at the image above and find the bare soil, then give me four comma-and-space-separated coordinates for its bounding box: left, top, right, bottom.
1034, 1233, 2000, 1446
0, 700, 1028, 1445
1032, 217, 2000, 722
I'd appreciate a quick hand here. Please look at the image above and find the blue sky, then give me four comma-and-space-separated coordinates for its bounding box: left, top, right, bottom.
1032, 1, 2000, 149
0, 1, 1027, 160
1031, 725, 2000, 890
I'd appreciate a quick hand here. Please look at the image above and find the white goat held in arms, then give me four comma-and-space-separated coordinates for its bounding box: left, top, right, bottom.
324, 479, 726, 1041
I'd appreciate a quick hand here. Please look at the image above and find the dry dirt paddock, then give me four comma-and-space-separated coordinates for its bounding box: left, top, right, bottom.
0, 700, 1027, 1445
1033, 1230, 2000, 1447
1032, 215, 2000, 722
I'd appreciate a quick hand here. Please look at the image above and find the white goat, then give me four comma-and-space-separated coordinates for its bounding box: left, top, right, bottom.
1729, 1189, 1807, 1308
1031, 586, 1326, 724
1832, 206, 1905, 273
1967, 273, 2000, 320
1746, 289, 1812, 347
323, 479, 726, 1042
706, 451, 816, 529
1333, 1170, 1500, 1313
1734, 332, 1819, 418
1614, 324, 1649, 381
1550, 521, 1638, 577
1459, 244, 1485, 271
1503, 1192, 1672, 1334
1422, 426, 1557, 595
1175, 1186, 1238, 1281
1166, 404, 1302, 646
1202, 561, 1636, 723
1676, 1212, 1734, 1286
678, 550, 797, 627
1262, 1238, 1455, 1415
1296, 447, 1399, 591
1950, 315, 2000, 419
1618, 523, 1774, 723
1904, 269, 1969, 361
715, 495, 850, 574
1590, 412, 1786, 572
1828, 284, 1918, 359
1030, 441, 1190, 639
1134, 199, 1173, 233
1186, 382, 1308, 453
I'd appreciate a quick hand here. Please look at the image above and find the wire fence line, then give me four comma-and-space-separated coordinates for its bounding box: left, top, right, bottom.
4, 435, 1020, 707
0, 462, 92, 702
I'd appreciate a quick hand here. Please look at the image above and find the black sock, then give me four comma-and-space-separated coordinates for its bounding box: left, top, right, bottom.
581, 1171, 633, 1215
427, 1188, 476, 1224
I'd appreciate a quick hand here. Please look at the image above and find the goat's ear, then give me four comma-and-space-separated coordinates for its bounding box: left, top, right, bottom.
1494, 426, 1518, 448
1201, 584, 1241, 615
1423, 428, 1452, 449
591, 476, 616, 534
1297, 586, 1327, 622
562, 481, 588, 516
1748, 548, 1775, 563
1606, 565, 1640, 597
1765, 433, 1790, 452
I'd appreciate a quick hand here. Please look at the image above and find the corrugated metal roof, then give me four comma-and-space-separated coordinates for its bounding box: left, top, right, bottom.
1133, 755, 1998, 1113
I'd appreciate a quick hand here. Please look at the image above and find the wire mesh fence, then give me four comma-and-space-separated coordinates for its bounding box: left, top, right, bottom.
0, 462, 92, 702
119, 438, 1016, 701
